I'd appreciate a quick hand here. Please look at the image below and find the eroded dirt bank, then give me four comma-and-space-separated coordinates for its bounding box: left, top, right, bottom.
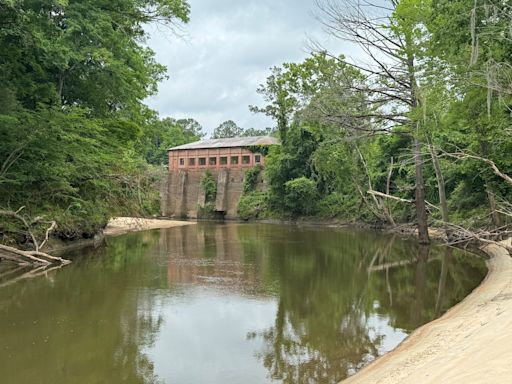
342, 238, 512, 384
104, 217, 196, 236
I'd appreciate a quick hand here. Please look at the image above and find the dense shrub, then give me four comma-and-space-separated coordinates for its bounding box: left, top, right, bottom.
237, 192, 269, 221
284, 177, 318, 215
243, 165, 262, 194
201, 170, 217, 203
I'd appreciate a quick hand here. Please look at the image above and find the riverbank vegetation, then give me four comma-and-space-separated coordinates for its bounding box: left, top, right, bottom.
1, 0, 511, 254
0, 0, 196, 251
245, 0, 512, 247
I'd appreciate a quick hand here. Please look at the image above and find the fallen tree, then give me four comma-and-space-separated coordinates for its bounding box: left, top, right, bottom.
0, 208, 71, 266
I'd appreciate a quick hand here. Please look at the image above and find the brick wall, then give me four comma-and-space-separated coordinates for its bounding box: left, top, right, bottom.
168, 146, 265, 172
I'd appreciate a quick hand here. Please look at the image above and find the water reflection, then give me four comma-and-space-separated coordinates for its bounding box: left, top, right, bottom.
0, 224, 486, 384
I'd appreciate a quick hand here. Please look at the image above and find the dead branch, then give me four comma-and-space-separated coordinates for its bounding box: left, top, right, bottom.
38, 220, 56, 250
0, 244, 71, 266
0, 209, 40, 251
440, 151, 512, 186
367, 189, 440, 212
442, 221, 512, 253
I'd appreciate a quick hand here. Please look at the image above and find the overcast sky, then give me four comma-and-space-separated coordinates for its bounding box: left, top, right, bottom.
145, 0, 348, 136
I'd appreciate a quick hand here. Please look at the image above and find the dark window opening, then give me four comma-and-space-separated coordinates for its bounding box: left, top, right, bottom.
242, 155, 250, 164
179, 158, 185, 166
220, 156, 228, 165
199, 157, 206, 166
254, 155, 261, 163
230, 156, 239, 165
189, 158, 195, 166
209, 157, 217, 165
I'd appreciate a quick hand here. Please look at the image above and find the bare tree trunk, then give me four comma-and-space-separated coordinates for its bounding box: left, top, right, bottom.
413, 136, 430, 244
486, 186, 502, 227
476, 128, 502, 227
428, 141, 452, 240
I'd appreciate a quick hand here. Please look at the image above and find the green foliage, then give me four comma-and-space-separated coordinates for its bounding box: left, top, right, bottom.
284, 177, 318, 215
0, 0, 190, 243
201, 170, 217, 203
316, 193, 356, 220
237, 192, 269, 221
212, 120, 243, 138
136, 116, 203, 165
243, 165, 262, 194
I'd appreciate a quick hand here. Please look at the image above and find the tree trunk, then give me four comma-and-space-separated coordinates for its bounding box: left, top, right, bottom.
428, 141, 452, 240
413, 136, 430, 244
476, 128, 502, 227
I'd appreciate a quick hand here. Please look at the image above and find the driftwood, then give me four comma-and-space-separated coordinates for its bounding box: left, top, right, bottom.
0, 244, 71, 266
0, 208, 70, 267
443, 222, 512, 253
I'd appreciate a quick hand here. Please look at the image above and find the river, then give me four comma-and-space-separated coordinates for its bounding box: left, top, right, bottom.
0, 223, 486, 384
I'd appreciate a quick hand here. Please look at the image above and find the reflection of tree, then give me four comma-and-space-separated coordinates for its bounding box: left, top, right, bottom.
245, 228, 392, 383
242, 225, 487, 383
0, 224, 486, 384
0, 231, 166, 384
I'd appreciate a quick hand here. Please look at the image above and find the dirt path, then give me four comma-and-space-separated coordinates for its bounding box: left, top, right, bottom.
104, 217, 196, 236
342, 238, 512, 384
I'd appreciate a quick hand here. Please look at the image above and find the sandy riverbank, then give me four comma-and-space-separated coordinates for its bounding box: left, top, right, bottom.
342, 237, 512, 384
104, 217, 196, 236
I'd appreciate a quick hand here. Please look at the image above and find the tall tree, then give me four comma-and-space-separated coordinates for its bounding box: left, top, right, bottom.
0, 0, 190, 240
315, 0, 433, 243
212, 120, 243, 138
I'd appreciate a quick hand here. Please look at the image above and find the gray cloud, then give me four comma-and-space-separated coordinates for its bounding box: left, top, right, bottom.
145, 0, 343, 135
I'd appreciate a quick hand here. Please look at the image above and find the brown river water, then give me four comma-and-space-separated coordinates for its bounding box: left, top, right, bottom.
0, 223, 486, 384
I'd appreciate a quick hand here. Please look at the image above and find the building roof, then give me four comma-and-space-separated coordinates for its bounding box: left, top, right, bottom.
168, 136, 280, 151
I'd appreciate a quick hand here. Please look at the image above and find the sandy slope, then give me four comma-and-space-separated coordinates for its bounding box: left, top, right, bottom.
342, 238, 512, 384
104, 217, 195, 236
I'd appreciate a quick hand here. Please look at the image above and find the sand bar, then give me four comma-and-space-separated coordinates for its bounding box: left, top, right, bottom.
342, 238, 512, 384
104, 217, 195, 236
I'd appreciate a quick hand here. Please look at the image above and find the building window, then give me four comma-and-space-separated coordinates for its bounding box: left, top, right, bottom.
179, 158, 185, 166
189, 158, 195, 166
199, 157, 206, 166
254, 155, 261, 163
209, 157, 217, 166
230, 156, 239, 165
220, 156, 228, 165
242, 155, 250, 164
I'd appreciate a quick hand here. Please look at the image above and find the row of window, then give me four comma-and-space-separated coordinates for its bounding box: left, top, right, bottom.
178, 155, 261, 167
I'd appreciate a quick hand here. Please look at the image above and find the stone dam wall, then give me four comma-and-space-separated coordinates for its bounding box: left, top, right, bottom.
160, 169, 264, 220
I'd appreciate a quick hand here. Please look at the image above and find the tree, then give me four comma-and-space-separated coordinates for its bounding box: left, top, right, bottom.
137, 116, 202, 165
315, 0, 433, 243
428, 0, 512, 228
0, 0, 190, 242
212, 120, 244, 138
176, 118, 205, 138
250, 52, 361, 144
241, 127, 274, 137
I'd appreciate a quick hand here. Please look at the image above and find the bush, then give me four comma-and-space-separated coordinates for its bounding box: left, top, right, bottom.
284, 177, 318, 215
237, 192, 269, 220
316, 193, 350, 218
243, 165, 262, 194
201, 170, 217, 203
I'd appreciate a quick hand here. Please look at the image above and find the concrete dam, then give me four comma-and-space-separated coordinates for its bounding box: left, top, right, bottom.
160, 168, 265, 220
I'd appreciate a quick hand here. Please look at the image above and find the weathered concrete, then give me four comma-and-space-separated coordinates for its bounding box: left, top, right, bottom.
161, 168, 264, 220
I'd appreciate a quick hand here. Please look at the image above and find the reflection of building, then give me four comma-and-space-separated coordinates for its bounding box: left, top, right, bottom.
160, 225, 264, 292
168, 136, 278, 172
161, 137, 279, 219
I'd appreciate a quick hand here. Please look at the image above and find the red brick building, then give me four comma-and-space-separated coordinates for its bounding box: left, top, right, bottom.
168, 136, 279, 172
